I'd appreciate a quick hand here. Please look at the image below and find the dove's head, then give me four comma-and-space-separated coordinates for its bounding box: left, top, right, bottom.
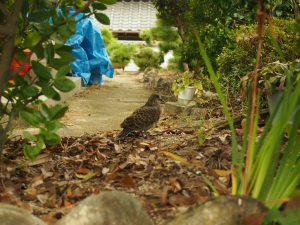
146, 94, 165, 106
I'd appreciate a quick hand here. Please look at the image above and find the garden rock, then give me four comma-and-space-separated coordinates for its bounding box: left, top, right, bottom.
114, 68, 124, 75
202, 90, 219, 100
0, 203, 47, 225
162, 195, 268, 225
191, 108, 206, 119
164, 101, 196, 116
56, 191, 152, 225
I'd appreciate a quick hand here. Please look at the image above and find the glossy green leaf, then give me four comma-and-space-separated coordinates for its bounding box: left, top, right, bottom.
51, 32, 64, 45
55, 44, 73, 53
53, 78, 75, 92
95, 13, 110, 25
40, 103, 51, 119
97, 0, 116, 5
28, 10, 50, 22
45, 120, 61, 132
50, 105, 68, 120
66, 17, 77, 33
20, 111, 39, 127
14, 51, 27, 63
21, 0, 29, 20
44, 132, 61, 145
92, 2, 107, 10
42, 85, 57, 98
23, 131, 37, 141
35, 45, 44, 59
81, 6, 91, 13
55, 65, 71, 79
58, 25, 75, 40
45, 42, 55, 64
74, 0, 85, 7
61, 3, 69, 17
49, 55, 75, 70
288, 24, 300, 32
31, 61, 53, 79
32, 110, 46, 123
52, 91, 61, 101
23, 138, 44, 161
23, 32, 42, 48
38, 22, 53, 35
23, 86, 39, 97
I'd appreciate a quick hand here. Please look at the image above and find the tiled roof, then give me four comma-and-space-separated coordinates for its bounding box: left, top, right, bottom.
96, 0, 157, 32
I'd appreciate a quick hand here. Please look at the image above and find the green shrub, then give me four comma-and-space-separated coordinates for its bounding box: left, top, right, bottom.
217, 17, 300, 96
150, 20, 183, 69
133, 47, 163, 70
139, 29, 152, 45
101, 27, 117, 47
109, 43, 136, 69
101, 28, 136, 68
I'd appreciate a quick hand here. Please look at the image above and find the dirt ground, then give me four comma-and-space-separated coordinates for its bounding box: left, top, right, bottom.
11, 73, 153, 137
2, 73, 249, 224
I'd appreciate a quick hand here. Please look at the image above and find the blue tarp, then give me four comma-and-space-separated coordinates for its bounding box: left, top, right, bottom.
64, 8, 114, 85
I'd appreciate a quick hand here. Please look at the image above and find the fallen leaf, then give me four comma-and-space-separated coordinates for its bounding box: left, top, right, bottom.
169, 195, 193, 206
23, 188, 37, 201
64, 199, 73, 208
213, 169, 232, 177
161, 186, 171, 204
44, 194, 56, 208
118, 174, 135, 188
76, 167, 91, 174
161, 151, 191, 166
27, 153, 51, 166
74, 172, 98, 180
37, 194, 48, 204
169, 178, 182, 193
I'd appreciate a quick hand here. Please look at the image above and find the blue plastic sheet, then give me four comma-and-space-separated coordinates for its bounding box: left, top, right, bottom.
63, 8, 114, 85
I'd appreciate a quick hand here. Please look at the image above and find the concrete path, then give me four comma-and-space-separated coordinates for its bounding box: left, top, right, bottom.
12, 74, 154, 137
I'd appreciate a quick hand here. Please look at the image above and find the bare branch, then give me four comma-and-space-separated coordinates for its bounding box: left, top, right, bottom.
272, 0, 280, 12
0, 1, 9, 18
0, 94, 42, 146
71, 0, 95, 18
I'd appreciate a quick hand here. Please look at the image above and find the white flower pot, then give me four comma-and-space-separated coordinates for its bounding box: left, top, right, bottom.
178, 86, 196, 106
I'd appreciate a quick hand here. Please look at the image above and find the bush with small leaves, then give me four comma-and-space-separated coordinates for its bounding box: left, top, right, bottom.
133, 47, 163, 71
217, 17, 300, 97
0, 0, 116, 161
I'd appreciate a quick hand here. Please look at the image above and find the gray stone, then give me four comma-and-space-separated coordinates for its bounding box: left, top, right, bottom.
164, 101, 196, 116
57, 191, 152, 225
191, 108, 206, 118
114, 69, 124, 75
164, 102, 185, 115
162, 195, 267, 225
202, 90, 219, 100
144, 67, 151, 75
0, 203, 47, 225
161, 95, 177, 102
182, 101, 197, 116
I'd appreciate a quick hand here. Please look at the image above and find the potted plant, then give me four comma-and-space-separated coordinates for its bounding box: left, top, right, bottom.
239, 60, 300, 123
172, 70, 203, 105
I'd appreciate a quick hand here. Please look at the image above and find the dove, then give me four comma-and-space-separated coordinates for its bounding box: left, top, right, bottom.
115, 94, 164, 140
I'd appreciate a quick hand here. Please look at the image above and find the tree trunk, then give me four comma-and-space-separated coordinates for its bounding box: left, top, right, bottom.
175, 15, 189, 72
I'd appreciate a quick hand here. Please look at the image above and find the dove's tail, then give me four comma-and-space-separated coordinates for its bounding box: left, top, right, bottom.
115, 127, 135, 140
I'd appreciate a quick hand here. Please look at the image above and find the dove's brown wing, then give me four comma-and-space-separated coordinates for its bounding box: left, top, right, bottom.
120, 105, 161, 131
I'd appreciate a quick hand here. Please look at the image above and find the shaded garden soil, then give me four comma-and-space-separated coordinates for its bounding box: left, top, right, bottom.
1, 73, 251, 224
1, 118, 246, 224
